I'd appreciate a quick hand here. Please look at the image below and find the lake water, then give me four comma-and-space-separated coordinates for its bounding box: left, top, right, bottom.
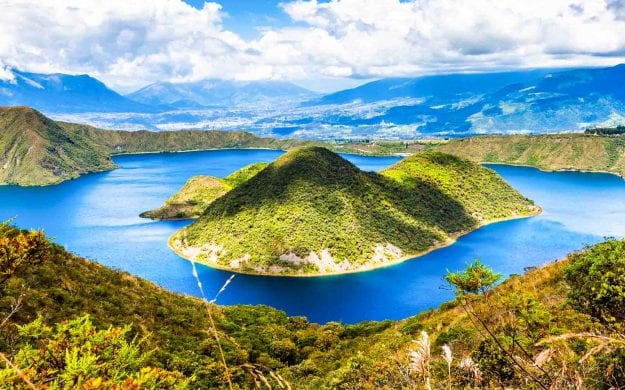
2, 150, 625, 324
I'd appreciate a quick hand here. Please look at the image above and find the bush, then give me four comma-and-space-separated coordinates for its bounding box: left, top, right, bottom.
564, 240, 625, 329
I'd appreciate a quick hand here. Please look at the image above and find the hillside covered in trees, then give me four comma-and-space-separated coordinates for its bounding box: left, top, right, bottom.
1, 224, 624, 388
171, 147, 538, 275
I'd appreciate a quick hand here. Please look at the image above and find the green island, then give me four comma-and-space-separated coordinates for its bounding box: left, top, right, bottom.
2, 223, 624, 388
169, 147, 539, 276
140, 162, 269, 220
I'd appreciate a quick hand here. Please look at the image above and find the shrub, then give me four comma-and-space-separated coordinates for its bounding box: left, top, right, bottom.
564, 240, 625, 329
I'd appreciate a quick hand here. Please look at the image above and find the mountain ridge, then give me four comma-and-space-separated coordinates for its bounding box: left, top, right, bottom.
0, 69, 152, 113
127, 79, 317, 108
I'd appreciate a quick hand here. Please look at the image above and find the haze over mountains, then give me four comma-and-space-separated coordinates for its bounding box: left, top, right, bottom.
127, 79, 317, 109
3, 65, 625, 138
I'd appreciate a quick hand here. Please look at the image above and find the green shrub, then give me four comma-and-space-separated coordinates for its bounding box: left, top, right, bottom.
564, 239, 625, 329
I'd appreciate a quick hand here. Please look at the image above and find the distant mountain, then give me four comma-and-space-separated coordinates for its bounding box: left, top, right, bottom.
313, 69, 554, 106
296, 65, 625, 135
127, 79, 317, 108
170, 146, 538, 275
0, 70, 152, 113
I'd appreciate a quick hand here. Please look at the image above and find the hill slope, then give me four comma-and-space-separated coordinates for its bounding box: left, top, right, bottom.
171, 147, 538, 275
0, 107, 115, 185
0, 106, 309, 186
428, 133, 625, 177
3, 224, 622, 388
140, 162, 268, 220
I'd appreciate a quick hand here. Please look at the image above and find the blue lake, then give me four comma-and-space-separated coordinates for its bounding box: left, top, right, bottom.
2, 150, 625, 324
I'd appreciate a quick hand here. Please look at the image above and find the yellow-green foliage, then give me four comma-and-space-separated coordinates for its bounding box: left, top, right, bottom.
0, 315, 190, 388
430, 133, 625, 177
2, 225, 624, 388
140, 162, 268, 220
174, 148, 537, 274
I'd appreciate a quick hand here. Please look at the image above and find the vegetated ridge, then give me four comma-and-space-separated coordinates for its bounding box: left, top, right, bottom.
0, 106, 308, 186
170, 147, 538, 275
429, 133, 625, 177
2, 224, 623, 388
140, 162, 269, 220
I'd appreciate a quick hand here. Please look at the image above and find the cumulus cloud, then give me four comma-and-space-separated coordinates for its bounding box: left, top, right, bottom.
2, 0, 625, 91
276, 0, 625, 77
0, 0, 250, 90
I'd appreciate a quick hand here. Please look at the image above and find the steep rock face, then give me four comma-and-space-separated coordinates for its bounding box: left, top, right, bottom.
171, 147, 538, 275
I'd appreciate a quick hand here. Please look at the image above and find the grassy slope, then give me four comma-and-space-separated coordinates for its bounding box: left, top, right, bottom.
172, 147, 537, 275
140, 162, 269, 220
0, 106, 310, 186
430, 134, 625, 177
0, 107, 115, 185
2, 225, 615, 388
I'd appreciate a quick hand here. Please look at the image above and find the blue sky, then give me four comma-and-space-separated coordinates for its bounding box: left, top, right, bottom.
1, 0, 625, 93
182, 0, 294, 39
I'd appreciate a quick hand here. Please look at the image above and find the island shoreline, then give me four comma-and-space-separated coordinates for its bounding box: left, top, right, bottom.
168, 206, 542, 278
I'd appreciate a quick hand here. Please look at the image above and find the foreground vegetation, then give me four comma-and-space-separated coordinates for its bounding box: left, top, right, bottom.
1, 224, 624, 388
140, 162, 268, 220
171, 147, 537, 275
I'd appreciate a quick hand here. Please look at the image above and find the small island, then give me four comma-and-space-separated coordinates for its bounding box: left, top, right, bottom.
140, 162, 268, 220
169, 147, 540, 276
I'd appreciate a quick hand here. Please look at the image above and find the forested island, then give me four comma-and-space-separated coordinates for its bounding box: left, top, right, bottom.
169, 147, 538, 275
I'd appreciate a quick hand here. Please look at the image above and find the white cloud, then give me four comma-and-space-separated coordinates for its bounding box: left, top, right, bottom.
276, 0, 625, 77
2, 0, 625, 92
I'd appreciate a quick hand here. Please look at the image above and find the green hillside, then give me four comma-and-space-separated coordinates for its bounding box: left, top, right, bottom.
0, 106, 309, 186
2, 224, 623, 388
140, 162, 268, 220
171, 147, 538, 275
0, 107, 115, 185
429, 133, 625, 177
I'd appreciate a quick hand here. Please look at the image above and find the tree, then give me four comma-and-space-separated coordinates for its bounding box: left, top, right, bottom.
564, 239, 625, 330
0, 315, 191, 388
445, 259, 501, 297
0, 224, 51, 286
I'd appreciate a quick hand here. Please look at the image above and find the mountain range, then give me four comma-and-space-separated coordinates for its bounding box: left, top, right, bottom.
0, 70, 150, 113
3, 65, 625, 136
126, 79, 316, 108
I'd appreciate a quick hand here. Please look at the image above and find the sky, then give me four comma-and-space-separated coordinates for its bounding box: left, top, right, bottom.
2, 0, 625, 93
